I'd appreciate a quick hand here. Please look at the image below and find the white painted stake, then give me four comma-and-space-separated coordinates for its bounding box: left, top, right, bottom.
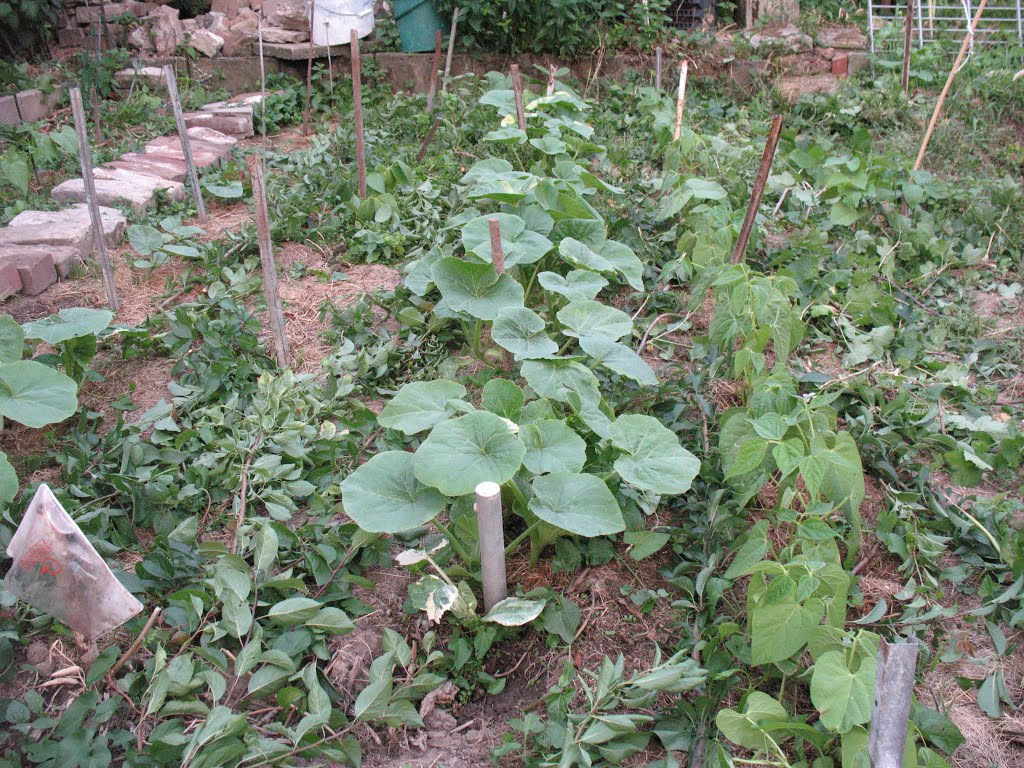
868, 640, 920, 768
474, 481, 507, 612
441, 7, 459, 92
246, 155, 290, 367
672, 59, 689, 141
655, 46, 663, 90
162, 65, 207, 222
69, 87, 119, 312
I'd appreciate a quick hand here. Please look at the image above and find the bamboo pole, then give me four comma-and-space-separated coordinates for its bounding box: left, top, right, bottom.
69, 87, 119, 311
351, 28, 367, 198
510, 64, 526, 130
246, 155, 290, 368
162, 65, 207, 222
489, 218, 505, 274
426, 29, 443, 112
732, 115, 784, 265
303, 0, 316, 135
868, 640, 919, 768
474, 482, 507, 612
672, 60, 689, 141
902, 0, 915, 94
441, 7, 459, 92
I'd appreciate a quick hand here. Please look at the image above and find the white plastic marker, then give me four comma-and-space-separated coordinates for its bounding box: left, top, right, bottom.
474, 481, 507, 612
672, 59, 689, 141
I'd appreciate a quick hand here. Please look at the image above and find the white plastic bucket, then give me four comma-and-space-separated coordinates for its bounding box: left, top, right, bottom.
312, 0, 375, 45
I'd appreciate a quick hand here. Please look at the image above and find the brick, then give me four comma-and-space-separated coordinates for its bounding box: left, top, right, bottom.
832, 54, 849, 77
11, 252, 57, 295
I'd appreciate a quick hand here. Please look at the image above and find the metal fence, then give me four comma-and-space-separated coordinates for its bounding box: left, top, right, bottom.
867, 0, 1024, 56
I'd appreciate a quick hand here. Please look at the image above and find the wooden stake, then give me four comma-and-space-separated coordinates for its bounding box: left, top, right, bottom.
732, 114, 784, 265
426, 29, 442, 112
416, 115, 442, 161
162, 65, 207, 222
901, 0, 915, 94
546, 64, 556, 97
868, 640, 919, 768
672, 60, 689, 141
246, 155, 290, 367
108, 607, 161, 677
441, 6, 459, 92
655, 46, 663, 90
488, 217, 505, 273
90, 87, 103, 144
69, 87, 119, 311
303, 0, 316, 136
258, 12, 267, 150
351, 28, 367, 199
510, 63, 526, 131
474, 481, 507, 612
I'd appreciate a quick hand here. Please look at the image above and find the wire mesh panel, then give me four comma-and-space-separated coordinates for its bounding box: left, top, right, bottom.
867, 0, 1024, 58
667, 0, 711, 29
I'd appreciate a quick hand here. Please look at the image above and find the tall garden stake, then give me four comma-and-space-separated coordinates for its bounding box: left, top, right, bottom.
655, 46, 663, 90
303, 0, 316, 136
901, 0, 915, 94
672, 60, 689, 141
510, 64, 526, 130
258, 11, 267, 151
416, 116, 442, 161
868, 640, 919, 768
442, 7, 460, 91
351, 28, 367, 198
247, 155, 290, 367
732, 114, 784, 265
163, 65, 207, 222
546, 64, 556, 97
426, 30, 442, 111
70, 86, 119, 311
474, 481, 507, 612
489, 217, 505, 273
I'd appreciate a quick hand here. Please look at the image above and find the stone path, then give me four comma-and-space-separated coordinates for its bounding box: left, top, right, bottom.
0, 94, 259, 299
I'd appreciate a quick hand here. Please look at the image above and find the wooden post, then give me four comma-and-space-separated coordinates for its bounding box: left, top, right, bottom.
303, 0, 316, 136
488, 217, 505, 274
351, 28, 367, 199
69, 87, 119, 311
90, 87, 103, 144
868, 640, 919, 768
655, 46, 663, 90
258, 12, 267, 150
246, 155, 290, 368
901, 0, 915, 94
474, 481, 507, 612
546, 64, 556, 97
441, 6, 460, 92
426, 29, 443, 112
416, 115, 442, 161
510, 64, 526, 131
672, 60, 689, 141
162, 65, 207, 222
732, 114, 784, 265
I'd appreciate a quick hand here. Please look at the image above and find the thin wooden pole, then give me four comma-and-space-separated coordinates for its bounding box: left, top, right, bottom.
90, 87, 103, 144
672, 60, 689, 141
162, 65, 207, 222
475, 481, 507, 612
69, 86, 118, 311
246, 155, 290, 368
510, 63, 526, 130
416, 115, 442, 161
546, 64, 556, 97
426, 29, 442, 112
303, 0, 316, 136
732, 114, 784, 265
488, 217, 505, 274
655, 46, 663, 90
868, 640, 919, 768
258, 12, 267, 151
351, 28, 367, 199
441, 7, 459, 92
901, 0, 915, 94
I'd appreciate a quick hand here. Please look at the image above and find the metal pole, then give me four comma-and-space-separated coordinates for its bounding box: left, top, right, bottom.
69, 87, 119, 311
162, 65, 207, 222
655, 46, 662, 90
732, 115, 784, 265
351, 28, 367, 199
868, 640, 919, 768
868, 0, 876, 56
474, 482, 507, 612
442, 7, 459, 92
917, 0, 925, 47
246, 155, 290, 368
1017, 0, 1023, 43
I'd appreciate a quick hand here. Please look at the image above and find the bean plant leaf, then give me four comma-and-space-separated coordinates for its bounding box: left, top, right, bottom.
751, 575, 825, 664
267, 597, 321, 626
810, 649, 877, 733
377, 380, 467, 435
432, 258, 524, 320
0, 360, 79, 428
578, 336, 658, 386
0, 315, 25, 363
609, 415, 700, 495
461, 213, 553, 269
521, 419, 587, 475
340, 451, 447, 533
529, 472, 624, 536
414, 411, 525, 496
538, 269, 608, 302
483, 597, 546, 626
557, 301, 633, 341
716, 692, 789, 752
492, 307, 559, 359
22, 308, 114, 344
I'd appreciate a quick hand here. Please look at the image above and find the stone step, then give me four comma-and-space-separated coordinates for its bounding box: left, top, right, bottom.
0, 244, 80, 281
0, 249, 59, 296
114, 66, 167, 92
52, 168, 186, 214
0, 205, 126, 254
186, 126, 238, 147
106, 153, 188, 182
144, 136, 231, 167
183, 110, 253, 138
201, 93, 263, 110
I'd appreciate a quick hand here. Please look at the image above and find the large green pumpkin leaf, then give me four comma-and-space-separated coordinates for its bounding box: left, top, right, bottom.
482, 379, 524, 421
432, 258, 524, 320
21, 308, 114, 344
609, 415, 700, 495
578, 336, 657, 386
492, 307, 559, 359
557, 301, 633, 341
558, 238, 644, 291
0, 360, 78, 428
810, 649, 877, 733
377, 380, 467, 435
521, 359, 601, 405
462, 213, 553, 269
0, 451, 16, 505
529, 472, 624, 536
413, 412, 525, 496
0, 315, 25, 363
341, 451, 446, 532
538, 269, 608, 302
521, 419, 586, 475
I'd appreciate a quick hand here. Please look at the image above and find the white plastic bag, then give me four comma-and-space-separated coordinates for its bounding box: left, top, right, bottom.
4, 484, 143, 642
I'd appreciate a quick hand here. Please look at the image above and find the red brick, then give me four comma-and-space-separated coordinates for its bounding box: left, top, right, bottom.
832, 54, 849, 77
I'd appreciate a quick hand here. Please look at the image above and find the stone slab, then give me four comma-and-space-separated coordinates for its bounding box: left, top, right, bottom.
115, 66, 167, 90
261, 41, 346, 60
183, 110, 253, 137
0, 89, 61, 125
106, 153, 188, 182
144, 136, 231, 167
0, 245, 81, 279
0, 205, 126, 253
52, 168, 185, 214
185, 126, 238, 147
0, 261, 21, 299
4, 252, 58, 295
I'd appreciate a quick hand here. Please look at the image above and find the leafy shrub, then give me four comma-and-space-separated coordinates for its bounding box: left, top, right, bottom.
0, 0, 61, 60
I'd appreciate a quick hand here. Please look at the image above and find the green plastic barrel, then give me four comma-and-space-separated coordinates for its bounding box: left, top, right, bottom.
392, 0, 446, 52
